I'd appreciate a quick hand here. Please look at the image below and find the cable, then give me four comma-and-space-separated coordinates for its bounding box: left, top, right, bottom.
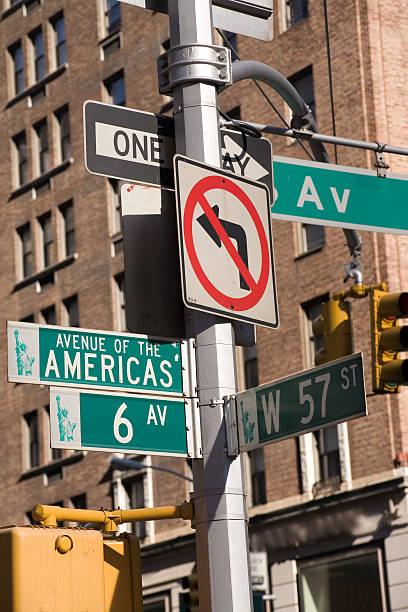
216, 28, 314, 161
323, 0, 338, 164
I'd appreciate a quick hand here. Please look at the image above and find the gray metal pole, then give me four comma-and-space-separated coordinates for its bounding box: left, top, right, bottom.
168, 1, 253, 610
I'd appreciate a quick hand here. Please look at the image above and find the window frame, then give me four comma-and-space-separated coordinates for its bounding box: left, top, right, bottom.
59, 200, 76, 258
55, 105, 71, 163
114, 272, 126, 332
9, 40, 25, 96
12, 130, 29, 187
33, 118, 49, 176
281, 0, 309, 32
23, 410, 40, 470
104, 70, 126, 106
104, 0, 121, 35
62, 294, 79, 328
29, 26, 45, 83
17, 222, 34, 279
38, 211, 53, 269
50, 12, 66, 68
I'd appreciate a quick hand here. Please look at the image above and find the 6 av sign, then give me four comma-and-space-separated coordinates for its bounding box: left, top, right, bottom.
272, 156, 408, 234
7, 321, 187, 396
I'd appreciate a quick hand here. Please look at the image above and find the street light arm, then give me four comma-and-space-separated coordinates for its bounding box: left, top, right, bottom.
111, 457, 193, 483
228, 59, 363, 284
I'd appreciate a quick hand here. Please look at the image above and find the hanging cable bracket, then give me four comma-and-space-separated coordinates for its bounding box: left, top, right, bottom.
375, 143, 390, 178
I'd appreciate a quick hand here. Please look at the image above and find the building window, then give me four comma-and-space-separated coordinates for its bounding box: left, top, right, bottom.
244, 345, 259, 390
63, 295, 79, 327
13, 131, 28, 187
25, 0, 41, 15
44, 405, 62, 461
59, 200, 76, 257
289, 65, 315, 118
71, 493, 87, 509
105, 71, 126, 106
282, 0, 309, 31
34, 119, 49, 175
249, 448, 266, 505
123, 475, 146, 539
38, 212, 53, 269
299, 549, 387, 612
51, 13, 66, 67
296, 223, 325, 256
9, 41, 25, 95
109, 178, 122, 235
41, 305, 56, 325
55, 106, 71, 162
224, 30, 238, 56
24, 411, 39, 469
29, 27, 45, 82
17, 223, 34, 279
313, 426, 341, 485
114, 273, 126, 331
144, 595, 170, 612
302, 298, 327, 368
105, 0, 121, 35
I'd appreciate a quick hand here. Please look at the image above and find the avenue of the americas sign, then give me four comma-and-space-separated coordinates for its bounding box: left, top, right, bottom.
7, 321, 188, 397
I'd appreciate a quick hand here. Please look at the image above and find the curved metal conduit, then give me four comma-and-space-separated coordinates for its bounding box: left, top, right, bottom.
229, 60, 363, 284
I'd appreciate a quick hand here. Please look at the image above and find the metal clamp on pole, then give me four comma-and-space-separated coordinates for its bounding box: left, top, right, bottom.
157, 44, 232, 94
375, 142, 390, 178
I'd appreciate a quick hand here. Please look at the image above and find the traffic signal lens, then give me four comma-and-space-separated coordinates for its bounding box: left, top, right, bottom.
399, 292, 408, 316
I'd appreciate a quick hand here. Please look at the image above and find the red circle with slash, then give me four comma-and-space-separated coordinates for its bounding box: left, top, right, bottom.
183, 175, 270, 311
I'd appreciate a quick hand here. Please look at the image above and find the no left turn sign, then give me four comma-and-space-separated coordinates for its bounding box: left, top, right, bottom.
174, 155, 279, 328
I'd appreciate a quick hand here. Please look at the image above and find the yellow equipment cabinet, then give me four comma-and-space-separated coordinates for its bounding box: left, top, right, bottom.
0, 525, 143, 612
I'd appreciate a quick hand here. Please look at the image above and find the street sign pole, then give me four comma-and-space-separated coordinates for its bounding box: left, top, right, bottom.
168, 0, 253, 610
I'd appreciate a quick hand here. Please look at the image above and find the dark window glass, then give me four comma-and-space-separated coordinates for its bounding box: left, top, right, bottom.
18, 223, 33, 278
10, 41, 25, 94
224, 30, 238, 56
244, 345, 258, 390
289, 65, 315, 118
56, 106, 71, 161
71, 493, 87, 509
63, 295, 79, 327
299, 551, 385, 612
285, 0, 309, 27
124, 476, 146, 539
106, 72, 126, 106
41, 305, 56, 325
60, 201, 75, 256
314, 426, 341, 481
39, 212, 53, 268
24, 411, 39, 469
34, 119, 49, 175
31, 28, 45, 81
105, 0, 121, 34
52, 14, 66, 66
249, 448, 266, 505
303, 223, 325, 252
26, 0, 41, 14
302, 298, 327, 364
13, 131, 28, 186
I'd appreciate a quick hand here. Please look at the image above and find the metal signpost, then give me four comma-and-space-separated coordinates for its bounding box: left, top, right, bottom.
231, 353, 366, 454
272, 155, 408, 234
174, 155, 278, 327
49, 387, 197, 457
7, 321, 189, 396
83, 101, 273, 193
118, 0, 274, 40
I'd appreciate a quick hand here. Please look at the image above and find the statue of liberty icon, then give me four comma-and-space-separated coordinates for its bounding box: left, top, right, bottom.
14, 329, 35, 376
241, 401, 255, 444
56, 395, 77, 442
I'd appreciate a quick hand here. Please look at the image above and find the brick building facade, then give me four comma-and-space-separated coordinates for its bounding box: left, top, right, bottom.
0, 0, 407, 610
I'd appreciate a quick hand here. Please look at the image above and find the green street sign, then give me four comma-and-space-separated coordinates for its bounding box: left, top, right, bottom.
49, 387, 194, 457
235, 353, 366, 452
7, 321, 188, 396
272, 156, 408, 234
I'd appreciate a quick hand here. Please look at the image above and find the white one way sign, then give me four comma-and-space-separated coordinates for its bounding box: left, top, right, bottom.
84, 101, 272, 194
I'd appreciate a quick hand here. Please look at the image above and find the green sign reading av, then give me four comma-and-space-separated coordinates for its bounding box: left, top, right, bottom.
7, 321, 185, 396
49, 387, 190, 457
272, 156, 408, 234
236, 353, 366, 452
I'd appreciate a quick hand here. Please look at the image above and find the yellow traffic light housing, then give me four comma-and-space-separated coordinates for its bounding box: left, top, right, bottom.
370, 287, 408, 392
312, 298, 353, 365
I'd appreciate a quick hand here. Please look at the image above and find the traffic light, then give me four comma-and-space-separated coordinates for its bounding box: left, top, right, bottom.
181, 569, 199, 612
312, 298, 353, 365
0, 526, 143, 611
370, 288, 408, 392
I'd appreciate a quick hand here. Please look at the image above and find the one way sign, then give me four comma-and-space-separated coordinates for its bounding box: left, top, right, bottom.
84, 101, 272, 194
174, 155, 279, 328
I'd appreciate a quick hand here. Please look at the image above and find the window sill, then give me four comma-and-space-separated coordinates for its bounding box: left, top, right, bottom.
13, 253, 77, 292
294, 244, 325, 260
10, 158, 72, 201
19, 450, 85, 481
5, 64, 67, 109
1, 0, 23, 20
